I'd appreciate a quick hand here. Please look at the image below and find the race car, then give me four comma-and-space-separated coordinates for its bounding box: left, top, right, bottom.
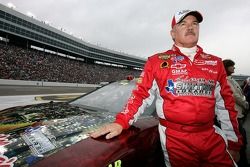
0, 78, 164, 167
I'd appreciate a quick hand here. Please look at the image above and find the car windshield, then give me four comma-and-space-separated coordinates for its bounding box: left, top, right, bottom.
70, 79, 155, 116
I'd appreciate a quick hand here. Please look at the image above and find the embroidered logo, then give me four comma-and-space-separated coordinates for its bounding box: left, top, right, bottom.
171, 55, 184, 63
194, 60, 217, 66
166, 80, 175, 95
160, 62, 169, 68
166, 78, 215, 97
205, 60, 217, 66
158, 54, 171, 60
171, 63, 186, 69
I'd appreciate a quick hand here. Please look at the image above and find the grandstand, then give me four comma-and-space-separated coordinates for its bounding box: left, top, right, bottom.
1, 3, 249, 85
0, 3, 145, 84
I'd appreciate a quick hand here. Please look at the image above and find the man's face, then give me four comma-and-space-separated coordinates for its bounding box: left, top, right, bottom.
171, 15, 199, 48
228, 65, 235, 74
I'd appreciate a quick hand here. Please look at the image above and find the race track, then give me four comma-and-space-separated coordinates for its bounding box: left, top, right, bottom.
0, 85, 96, 96
0, 85, 96, 110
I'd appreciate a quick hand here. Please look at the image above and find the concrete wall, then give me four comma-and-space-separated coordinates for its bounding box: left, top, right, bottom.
0, 79, 99, 88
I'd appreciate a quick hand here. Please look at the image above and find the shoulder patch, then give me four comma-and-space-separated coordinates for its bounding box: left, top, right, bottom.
158, 53, 171, 60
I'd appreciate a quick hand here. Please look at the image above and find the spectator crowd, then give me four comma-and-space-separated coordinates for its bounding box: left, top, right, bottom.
0, 43, 141, 84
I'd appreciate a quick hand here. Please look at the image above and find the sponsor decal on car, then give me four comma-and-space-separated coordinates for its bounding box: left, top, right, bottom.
0, 155, 17, 167
0, 134, 11, 148
21, 126, 57, 156
0, 134, 17, 167
108, 159, 122, 167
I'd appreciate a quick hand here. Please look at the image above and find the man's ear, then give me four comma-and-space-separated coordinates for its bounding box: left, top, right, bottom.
170, 29, 175, 41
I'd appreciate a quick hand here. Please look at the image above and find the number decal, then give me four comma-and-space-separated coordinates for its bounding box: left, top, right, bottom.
108, 160, 122, 167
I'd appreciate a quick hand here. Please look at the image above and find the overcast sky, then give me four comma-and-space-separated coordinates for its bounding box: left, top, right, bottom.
1, 0, 250, 75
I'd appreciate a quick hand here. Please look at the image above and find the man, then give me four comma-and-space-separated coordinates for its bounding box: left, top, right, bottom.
90, 10, 242, 167
243, 77, 250, 110
223, 59, 249, 167
223, 59, 249, 120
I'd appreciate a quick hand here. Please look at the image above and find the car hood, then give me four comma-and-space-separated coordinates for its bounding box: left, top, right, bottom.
0, 102, 116, 166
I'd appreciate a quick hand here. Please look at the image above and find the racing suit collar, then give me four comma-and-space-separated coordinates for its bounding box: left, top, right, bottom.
172, 45, 203, 59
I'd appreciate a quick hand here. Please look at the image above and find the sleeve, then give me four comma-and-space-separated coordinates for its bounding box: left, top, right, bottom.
215, 60, 243, 151
114, 57, 157, 129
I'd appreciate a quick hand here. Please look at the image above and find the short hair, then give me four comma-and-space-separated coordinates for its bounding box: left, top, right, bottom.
223, 59, 235, 76
223, 59, 235, 68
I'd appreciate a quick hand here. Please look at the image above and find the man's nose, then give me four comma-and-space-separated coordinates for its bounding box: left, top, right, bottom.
187, 24, 194, 30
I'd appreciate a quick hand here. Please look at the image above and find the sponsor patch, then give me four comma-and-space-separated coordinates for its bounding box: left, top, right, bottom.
158, 54, 171, 60
171, 55, 185, 63
171, 63, 187, 75
121, 94, 136, 114
205, 60, 217, 66
201, 68, 218, 74
194, 60, 217, 66
194, 60, 205, 65
160, 62, 169, 68
171, 69, 188, 75
171, 63, 186, 69
166, 80, 175, 94
137, 77, 143, 84
165, 78, 215, 97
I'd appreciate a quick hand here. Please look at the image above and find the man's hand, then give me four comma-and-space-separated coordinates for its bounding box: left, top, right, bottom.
228, 149, 240, 162
90, 123, 123, 139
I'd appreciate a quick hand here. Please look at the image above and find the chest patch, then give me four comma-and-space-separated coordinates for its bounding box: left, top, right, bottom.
166, 78, 215, 97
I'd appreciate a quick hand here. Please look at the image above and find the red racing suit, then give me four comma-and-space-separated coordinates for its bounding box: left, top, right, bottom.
115, 45, 242, 167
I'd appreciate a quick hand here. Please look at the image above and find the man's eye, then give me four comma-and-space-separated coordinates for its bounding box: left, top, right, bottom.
180, 22, 186, 26
193, 22, 198, 26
